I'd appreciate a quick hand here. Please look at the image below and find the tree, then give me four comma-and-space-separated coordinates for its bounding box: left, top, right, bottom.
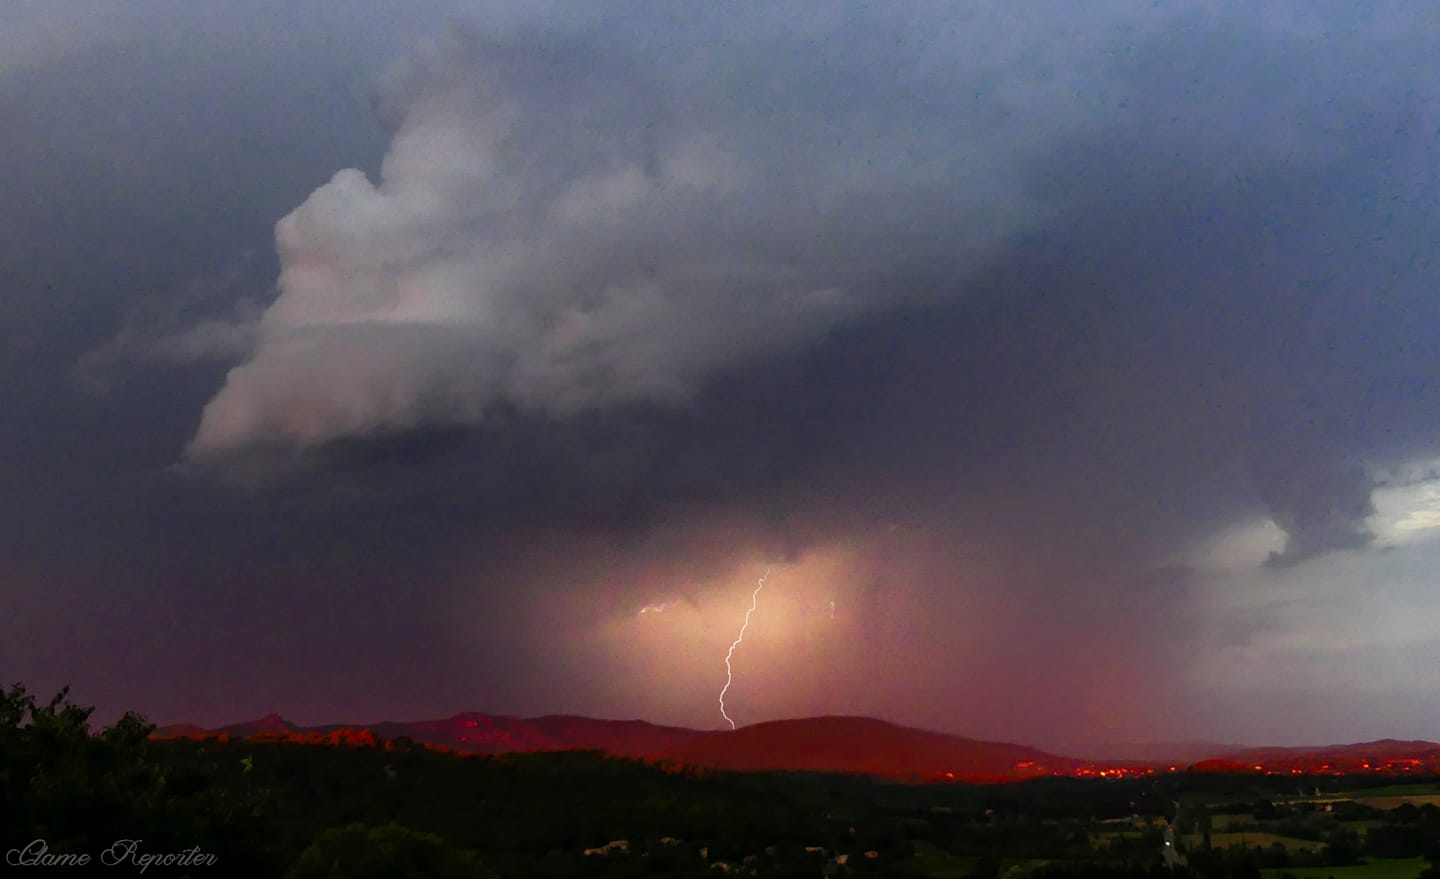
0, 684, 168, 851
968, 854, 1001, 879
1322, 827, 1363, 867
287, 822, 497, 879
1417, 834, 1440, 879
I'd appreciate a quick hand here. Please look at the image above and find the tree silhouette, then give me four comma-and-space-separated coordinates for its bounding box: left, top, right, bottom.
286, 822, 497, 879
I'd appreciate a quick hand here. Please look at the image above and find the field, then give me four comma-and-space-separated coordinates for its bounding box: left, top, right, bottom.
1182, 832, 1325, 852
1261, 857, 1429, 879
1347, 784, 1440, 798
1355, 795, 1440, 810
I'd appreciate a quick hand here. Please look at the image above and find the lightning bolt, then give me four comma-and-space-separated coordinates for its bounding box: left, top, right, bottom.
718, 566, 771, 731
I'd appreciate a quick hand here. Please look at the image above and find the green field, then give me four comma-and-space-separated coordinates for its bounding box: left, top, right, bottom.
1261, 857, 1428, 879
1356, 795, 1440, 810
1092, 831, 1145, 853
1347, 784, 1440, 798
1183, 832, 1325, 852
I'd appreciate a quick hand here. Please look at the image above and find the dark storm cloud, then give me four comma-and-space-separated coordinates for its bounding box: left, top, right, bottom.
168, 2, 1440, 570
4, 1, 1440, 738
183, 3, 1148, 457
1253, 443, 1376, 568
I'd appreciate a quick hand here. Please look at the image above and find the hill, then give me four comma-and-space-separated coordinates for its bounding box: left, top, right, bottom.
346, 712, 703, 757
660, 716, 1081, 780
153, 712, 1440, 781
1218, 739, 1440, 774
155, 712, 1079, 780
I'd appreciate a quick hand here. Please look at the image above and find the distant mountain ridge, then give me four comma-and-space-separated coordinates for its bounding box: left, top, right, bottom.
152, 713, 1440, 781
1210, 739, 1440, 774
189, 712, 701, 758
659, 716, 1081, 781
155, 712, 1083, 780
1048, 741, 1251, 765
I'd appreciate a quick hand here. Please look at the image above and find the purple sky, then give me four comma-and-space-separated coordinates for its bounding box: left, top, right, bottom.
2, 0, 1438, 752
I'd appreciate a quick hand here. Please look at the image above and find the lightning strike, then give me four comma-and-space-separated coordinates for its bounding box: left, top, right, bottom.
638, 602, 669, 615
718, 566, 771, 731
829, 600, 836, 620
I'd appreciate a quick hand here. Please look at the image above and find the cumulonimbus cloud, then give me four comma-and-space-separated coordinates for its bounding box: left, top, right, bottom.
187, 2, 1437, 461
185, 5, 1158, 459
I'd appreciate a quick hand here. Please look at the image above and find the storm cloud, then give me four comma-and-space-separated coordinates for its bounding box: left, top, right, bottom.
183, 2, 1440, 569
190, 2, 1185, 457
4, 1, 1440, 745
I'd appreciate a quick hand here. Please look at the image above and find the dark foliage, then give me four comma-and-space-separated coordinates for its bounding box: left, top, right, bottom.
3, 685, 1437, 878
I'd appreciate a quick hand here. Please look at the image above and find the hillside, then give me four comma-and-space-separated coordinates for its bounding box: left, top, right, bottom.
160, 712, 1081, 780
153, 712, 1440, 781
660, 716, 1081, 780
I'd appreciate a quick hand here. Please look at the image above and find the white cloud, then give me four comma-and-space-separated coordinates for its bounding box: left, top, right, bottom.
1370, 457, 1440, 546
1183, 509, 1440, 740
187, 2, 1440, 460
187, 4, 1178, 458
1183, 518, 1287, 576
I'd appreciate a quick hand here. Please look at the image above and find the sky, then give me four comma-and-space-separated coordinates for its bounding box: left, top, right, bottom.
2, 0, 1438, 752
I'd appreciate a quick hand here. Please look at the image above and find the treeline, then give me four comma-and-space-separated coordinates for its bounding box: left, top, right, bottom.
0, 685, 926, 876
5, 684, 1437, 879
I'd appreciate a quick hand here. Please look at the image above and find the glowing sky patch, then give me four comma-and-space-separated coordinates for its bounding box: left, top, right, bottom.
1395, 508, 1440, 532
1369, 459, 1440, 546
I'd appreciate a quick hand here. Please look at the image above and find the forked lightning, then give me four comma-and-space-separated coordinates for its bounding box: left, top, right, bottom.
718, 566, 771, 730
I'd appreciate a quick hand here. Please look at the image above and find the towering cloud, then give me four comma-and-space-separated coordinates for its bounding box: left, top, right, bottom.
189, 2, 1440, 464
186, 5, 1169, 458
